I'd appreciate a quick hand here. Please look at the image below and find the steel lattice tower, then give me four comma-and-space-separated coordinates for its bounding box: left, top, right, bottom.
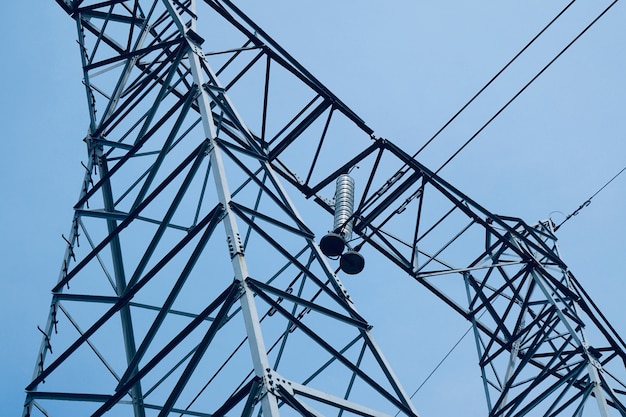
25, 1, 626, 417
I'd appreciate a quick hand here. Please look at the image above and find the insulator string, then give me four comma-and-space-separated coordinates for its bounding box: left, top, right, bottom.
554, 164, 626, 231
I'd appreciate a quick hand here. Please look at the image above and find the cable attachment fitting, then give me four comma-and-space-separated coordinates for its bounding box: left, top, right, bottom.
37, 326, 53, 354
61, 234, 76, 262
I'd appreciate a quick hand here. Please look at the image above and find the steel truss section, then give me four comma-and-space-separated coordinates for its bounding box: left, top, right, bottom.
25, 1, 626, 417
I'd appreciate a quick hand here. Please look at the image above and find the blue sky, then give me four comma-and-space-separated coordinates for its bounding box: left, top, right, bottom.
1, 1, 624, 416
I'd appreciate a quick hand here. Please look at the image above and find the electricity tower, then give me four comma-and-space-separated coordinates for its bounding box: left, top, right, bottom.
25, 1, 626, 417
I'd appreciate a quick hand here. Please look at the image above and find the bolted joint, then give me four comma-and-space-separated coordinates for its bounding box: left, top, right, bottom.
263, 369, 294, 397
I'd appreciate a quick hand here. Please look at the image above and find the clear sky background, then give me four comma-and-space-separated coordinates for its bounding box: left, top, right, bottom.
1, 1, 624, 416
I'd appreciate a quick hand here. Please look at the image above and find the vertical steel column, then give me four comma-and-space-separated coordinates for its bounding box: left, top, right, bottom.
162, 1, 280, 415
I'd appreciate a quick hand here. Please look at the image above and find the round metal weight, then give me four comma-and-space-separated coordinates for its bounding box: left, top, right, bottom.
320, 232, 345, 257
340, 250, 365, 275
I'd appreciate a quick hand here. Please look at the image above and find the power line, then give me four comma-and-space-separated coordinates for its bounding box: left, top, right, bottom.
554, 164, 626, 231
395, 310, 487, 417
436, 0, 620, 173
412, 0, 576, 160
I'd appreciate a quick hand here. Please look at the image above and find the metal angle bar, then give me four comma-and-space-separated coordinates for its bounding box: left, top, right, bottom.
182, 326, 257, 412
130, 83, 198, 209
526, 267, 581, 313
247, 278, 369, 329
27, 392, 111, 402
597, 372, 626, 414
112, 117, 202, 205
363, 227, 412, 268
602, 367, 626, 392
171, 0, 197, 19
410, 177, 426, 270
305, 140, 382, 197
410, 219, 476, 273
125, 1, 140, 53
527, 268, 584, 347
241, 170, 269, 250
26, 203, 224, 390
141, 402, 213, 417
359, 329, 419, 414
130, 42, 190, 148
414, 204, 457, 247
260, 54, 271, 145
76, 84, 194, 209
477, 303, 555, 368
491, 336, 580, 415
466, 274, 513, 342
84, 5, 117, 69
77, 15, 100, 131
481, 306, 561, 377
177, 6, 281, 414
354, 171, 424, 234
288, 382, 395, 417
142, 343, 199, 399
259, 158, 322, 228
599, 351, 622, 369
355, 145, 386, 212
107, 37, 190, 134
211, 114, 258, 150
222, 49, 266, 92
55, 141, 208, 292
206, 0, 373, 134
465, 251, 527, 310
192, 156, 213, 226
302, 335, 363, 386
468, 268, 529, 334
229, 205, 353, 313
255, 293, 418, 417
213, 41, 256, 76
384, 140, 565, 268
80, 17, 125, 56
98, 47, 188, 136
117, 204, 225, 387
75, 0, 129, 14
210, 378, 261, 417
90, 283, 240, 416
56, 303, 122, 382
230, 201, 314, 240
77, 218, 117, 292
198, 84, 264, 158
272, 264, 311, 369
124, 132, 208, 288
415, 261, 525, 279
542, 370, 594, 417
98, 149, 145, 417
53, 294, 119, 304
304, 106, 335, 186
128, 301, 216, 320
357, 169, 413, 220
93, 137, 136, 150
80, 9, 143, 25
240, 378, 263, 417
216, 136, 268, 161
267, 98, 332, 160
498, 362, 587, 417
568, 274, 626, 356
341, 339, 368, 416
88, 4, 119, 73
274, 386, 320, 417
76, 209, 189, 231
263, 245, 310, 288
546, 384, 594, 417
158, 285, 240, 417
